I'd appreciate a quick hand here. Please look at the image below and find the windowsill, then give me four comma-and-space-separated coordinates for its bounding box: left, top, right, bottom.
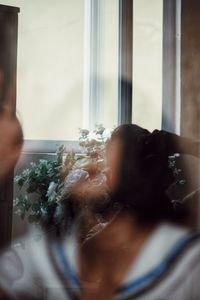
22, 140, 81, 154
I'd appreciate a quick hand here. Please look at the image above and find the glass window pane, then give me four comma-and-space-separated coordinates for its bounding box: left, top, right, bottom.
132, 0, 163, 131
1, 0, 118, 140
1, 0, 85, 141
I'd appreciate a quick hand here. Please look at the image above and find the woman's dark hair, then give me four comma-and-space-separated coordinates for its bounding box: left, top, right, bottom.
109, 124, 189, 224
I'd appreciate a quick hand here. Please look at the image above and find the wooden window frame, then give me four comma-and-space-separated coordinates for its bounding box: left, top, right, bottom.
0, 4, 20, 248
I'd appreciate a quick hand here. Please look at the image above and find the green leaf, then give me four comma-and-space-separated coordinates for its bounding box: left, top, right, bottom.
31, 203, 41, 212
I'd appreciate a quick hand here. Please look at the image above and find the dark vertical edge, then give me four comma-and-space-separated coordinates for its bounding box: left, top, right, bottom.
8, 12, 19, 246
180, 0, 200, 139
180, 0, 200, 229
0, 9, 19, 249
162, 0, 176, 133
12, 12, 18, 114
0, 5, 19, 14
181, 0, 200, 229
118, 0, 133, 125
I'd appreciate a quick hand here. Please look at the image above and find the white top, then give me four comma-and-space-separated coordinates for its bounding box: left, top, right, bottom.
0, 222, 200, 300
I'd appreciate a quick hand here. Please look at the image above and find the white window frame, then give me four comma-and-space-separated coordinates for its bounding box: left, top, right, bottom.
21, 0, 181, 154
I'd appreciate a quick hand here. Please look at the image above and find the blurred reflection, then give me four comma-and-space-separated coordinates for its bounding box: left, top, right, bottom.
0, 74, 23, 180
1, 123, 200, 299
0, 112, 23, 180
0, 78, 23, 299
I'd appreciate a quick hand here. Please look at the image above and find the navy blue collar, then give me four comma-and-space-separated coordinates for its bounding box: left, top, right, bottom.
52, 230, 200, 299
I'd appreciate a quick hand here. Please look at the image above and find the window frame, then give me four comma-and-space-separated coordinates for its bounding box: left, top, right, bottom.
162, 0, 181, 134
21, 0, 133, 154
13, 0, 183, 241
20, 0, 180, 151
118, 0, 133, 125
0, 3, 19, 248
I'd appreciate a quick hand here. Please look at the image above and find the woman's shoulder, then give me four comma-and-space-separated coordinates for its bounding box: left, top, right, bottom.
116, 222, 200, 300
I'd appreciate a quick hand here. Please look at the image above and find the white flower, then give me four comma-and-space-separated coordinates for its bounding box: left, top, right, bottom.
46, 182, 57, 197
102, 128, 112, 140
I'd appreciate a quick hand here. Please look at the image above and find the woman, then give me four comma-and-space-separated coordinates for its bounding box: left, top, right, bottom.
73, 124, 200, 300
0, 124, 200, 300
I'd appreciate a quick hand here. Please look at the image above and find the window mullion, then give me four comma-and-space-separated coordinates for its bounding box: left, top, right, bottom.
162, 0, 181, 134
118, 0, 133, 125
83, 0, 104, 130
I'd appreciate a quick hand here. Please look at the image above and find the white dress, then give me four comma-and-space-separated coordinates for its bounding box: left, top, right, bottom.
0, 223, 200, 300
